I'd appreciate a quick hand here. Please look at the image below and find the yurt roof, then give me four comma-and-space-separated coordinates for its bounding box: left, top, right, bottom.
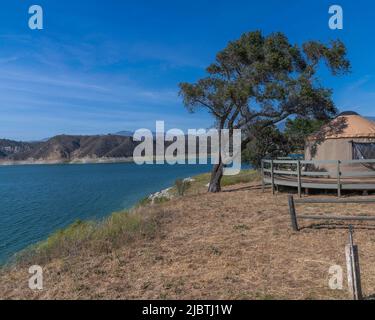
309, 112, 375, 140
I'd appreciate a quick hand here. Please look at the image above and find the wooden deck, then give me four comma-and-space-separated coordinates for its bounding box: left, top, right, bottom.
264, 175, 375, 190
262, 159, 375, 195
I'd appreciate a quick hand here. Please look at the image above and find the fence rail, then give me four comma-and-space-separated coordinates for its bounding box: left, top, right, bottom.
261, 158, 375, 197
288, 195, 375, 231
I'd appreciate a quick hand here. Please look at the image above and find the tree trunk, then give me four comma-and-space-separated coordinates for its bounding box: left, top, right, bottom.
208, 161, 224, 193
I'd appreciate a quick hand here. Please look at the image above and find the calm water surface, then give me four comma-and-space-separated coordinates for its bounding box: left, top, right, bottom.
0, 163, 213, 263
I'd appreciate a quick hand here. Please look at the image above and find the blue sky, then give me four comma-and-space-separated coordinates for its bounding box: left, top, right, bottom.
0, 0, 375, 141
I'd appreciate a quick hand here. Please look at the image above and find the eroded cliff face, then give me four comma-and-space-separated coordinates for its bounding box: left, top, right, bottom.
0, 135, 137, 163
0, 134, 211, 164
0, 140, 38, 159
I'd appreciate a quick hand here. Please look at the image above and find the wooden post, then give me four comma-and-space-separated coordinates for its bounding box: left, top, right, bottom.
337, 160, 342, 198
345, 227, 363, 300
297, 160, 302, 198
261, 160, 265, 193
288, 195, 299, 232
271, 160, 275, 195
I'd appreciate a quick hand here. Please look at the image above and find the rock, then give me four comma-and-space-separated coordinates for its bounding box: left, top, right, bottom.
148, 187, 172, 204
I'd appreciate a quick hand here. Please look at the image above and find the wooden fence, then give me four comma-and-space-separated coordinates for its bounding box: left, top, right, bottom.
288, 195, 375, 232
288, 196, 368, 300
261, 159, 375, 197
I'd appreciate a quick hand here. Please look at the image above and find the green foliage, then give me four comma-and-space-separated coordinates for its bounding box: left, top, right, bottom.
242, 118, 329, 167
284, 117, 327, 152
136, 196, 152, 207
242, 125, 289, 169
153, 196, 170, 204
179, 30, 350, 191
175, 179, 191, 196
180, 31, 349, 125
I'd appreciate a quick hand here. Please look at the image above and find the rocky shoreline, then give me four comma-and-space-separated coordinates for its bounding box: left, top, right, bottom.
147, 177, 195, 203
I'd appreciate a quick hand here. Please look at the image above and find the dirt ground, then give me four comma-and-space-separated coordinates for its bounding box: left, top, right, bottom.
1, 182, 375, 300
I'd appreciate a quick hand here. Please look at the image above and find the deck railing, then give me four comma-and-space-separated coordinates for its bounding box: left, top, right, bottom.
261, 159, 375, 197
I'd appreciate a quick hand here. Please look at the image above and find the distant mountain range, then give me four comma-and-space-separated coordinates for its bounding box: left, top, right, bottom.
1, 116, 374, 164
0, 135, 138, 164
115, 130, 134, 137
0, 133, 207, 164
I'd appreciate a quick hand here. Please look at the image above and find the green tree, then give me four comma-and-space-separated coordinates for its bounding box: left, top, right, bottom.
243, 125, 290, 169
284, 117, 327, 153
179, 31, 350, 193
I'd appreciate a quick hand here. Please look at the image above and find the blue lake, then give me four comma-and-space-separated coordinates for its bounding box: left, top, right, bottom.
0, 163, 213, 263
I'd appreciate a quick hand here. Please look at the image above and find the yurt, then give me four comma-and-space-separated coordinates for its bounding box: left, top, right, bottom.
305, 111, 375, 177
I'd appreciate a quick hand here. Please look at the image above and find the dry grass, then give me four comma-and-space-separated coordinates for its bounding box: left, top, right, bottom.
1, 171, 375, 300
9, 207, 161, 268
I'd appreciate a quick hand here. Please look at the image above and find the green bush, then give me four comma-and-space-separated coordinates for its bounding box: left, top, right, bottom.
175, 179, 191, 196
153, 196, 170, 204
136, 196, 152, 207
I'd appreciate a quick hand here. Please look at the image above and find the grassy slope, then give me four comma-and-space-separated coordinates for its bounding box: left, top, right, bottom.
8, 170, 258, 266
1, 170, 375, 300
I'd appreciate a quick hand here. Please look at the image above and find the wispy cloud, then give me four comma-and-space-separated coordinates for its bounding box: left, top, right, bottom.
335, 75, 375, 116
346, 75, 373, 91
0, 66, 179, 105
0, 56, 19, 64
0, 56, 209, 140
0, 27, 211, 141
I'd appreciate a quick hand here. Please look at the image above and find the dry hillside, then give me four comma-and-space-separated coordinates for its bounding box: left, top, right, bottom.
0, 135, 137, 162
1, 173, 375, 300
0, 134, 211, 163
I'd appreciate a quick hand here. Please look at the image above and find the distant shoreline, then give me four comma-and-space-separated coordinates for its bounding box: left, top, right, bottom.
0, 154, 213, 166
0, 157, 135, 166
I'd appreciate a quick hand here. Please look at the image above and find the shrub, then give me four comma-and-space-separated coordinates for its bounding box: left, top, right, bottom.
153, 196, 170, 204
175, 179, 191, 196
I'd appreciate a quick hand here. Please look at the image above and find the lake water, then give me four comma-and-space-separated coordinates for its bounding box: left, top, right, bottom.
0, 163, 213, 263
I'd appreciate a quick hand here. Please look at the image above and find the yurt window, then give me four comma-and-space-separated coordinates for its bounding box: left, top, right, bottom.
352, 142, 375, 160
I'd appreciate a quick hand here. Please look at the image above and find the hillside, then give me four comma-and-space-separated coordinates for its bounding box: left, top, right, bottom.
0, 134, 210, 164
0, 139, 41, 159
1, 172, 375, 300
0, 135, 138, 164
